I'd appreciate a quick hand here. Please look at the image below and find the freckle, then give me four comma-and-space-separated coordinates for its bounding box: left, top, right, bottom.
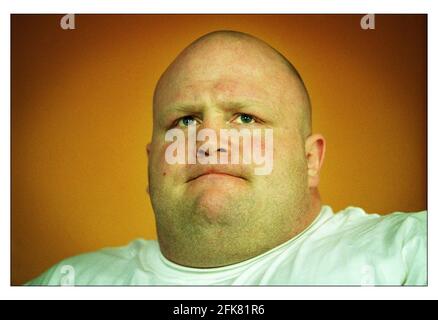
163, 172, 166, 176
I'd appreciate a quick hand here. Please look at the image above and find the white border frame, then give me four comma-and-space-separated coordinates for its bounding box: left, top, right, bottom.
2, 0, 435, 300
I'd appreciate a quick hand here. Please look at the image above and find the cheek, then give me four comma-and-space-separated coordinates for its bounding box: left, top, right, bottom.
149, 142, 170, 176
150, 141, 186, 179
274, 132, 306, 166
250, 129, 273, 155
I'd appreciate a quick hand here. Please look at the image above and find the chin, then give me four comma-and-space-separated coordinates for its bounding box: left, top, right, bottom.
193, 189, 241, 224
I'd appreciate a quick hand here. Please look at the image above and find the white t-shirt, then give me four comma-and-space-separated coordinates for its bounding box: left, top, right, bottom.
27, 205, 427, 285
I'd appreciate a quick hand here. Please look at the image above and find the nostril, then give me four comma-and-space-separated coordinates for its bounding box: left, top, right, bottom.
198, 148, 209, 157
197, 147, 226, 158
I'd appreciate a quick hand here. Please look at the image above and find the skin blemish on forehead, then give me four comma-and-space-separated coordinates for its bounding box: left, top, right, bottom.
213, 80, 238, 93
211, 79, 273, 107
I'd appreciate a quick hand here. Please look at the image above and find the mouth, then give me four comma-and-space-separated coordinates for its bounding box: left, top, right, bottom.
187, 171, 246, 183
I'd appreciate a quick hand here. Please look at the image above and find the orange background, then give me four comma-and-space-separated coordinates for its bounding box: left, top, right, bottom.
11, 14, 427, 285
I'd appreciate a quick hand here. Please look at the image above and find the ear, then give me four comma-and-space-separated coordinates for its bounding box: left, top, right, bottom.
305, 134, 326, 188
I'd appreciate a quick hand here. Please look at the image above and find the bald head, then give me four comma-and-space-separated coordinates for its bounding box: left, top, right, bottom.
153, 30, 312, 138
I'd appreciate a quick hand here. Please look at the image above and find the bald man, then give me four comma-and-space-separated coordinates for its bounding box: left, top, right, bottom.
28, 30, 426, 286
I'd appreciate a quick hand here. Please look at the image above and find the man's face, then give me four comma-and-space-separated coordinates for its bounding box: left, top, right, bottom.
148, 36, 312, 267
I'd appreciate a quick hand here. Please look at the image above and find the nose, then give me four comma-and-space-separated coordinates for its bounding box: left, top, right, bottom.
196, 114, 228, 160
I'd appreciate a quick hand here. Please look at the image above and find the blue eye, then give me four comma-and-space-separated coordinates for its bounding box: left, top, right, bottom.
236, 114, 255, 124
177, 116, 198, 127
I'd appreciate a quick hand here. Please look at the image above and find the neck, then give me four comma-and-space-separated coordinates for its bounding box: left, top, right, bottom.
309, 187, 322, 217
158, 188, 324, 269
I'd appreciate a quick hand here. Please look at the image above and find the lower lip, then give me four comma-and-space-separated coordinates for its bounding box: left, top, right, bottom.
191, 173, 242, 181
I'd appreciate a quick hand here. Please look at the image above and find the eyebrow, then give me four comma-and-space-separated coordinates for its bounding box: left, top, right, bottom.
166, 99, 267, 114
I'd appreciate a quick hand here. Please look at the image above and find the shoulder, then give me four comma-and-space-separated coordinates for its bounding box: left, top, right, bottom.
313, 206, 427, 285
323, 206, 426, 239
27, 239, 158, 286
321, 206, 426, 250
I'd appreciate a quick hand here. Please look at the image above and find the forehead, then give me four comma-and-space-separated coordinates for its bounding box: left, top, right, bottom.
154, 59, 298, 118
162, 78, 274, 110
